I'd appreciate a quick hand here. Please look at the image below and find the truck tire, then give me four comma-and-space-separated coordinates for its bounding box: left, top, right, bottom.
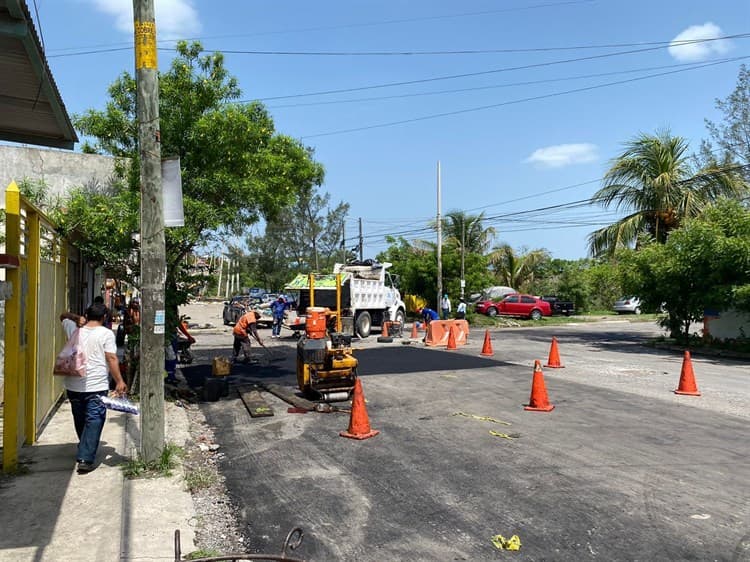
530, 309, 543, 321
356, 311, 371, 338
394, 309, 405, 326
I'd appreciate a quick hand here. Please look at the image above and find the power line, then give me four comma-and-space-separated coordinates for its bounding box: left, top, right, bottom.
299, 56, 750, 139
45, 1, 597, 55
248, 34, 750, 102
269, 59, 738, 109
219, 36, 736, 57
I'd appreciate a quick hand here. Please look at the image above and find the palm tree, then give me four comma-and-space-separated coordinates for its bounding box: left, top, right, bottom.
587, 130, 747, 257
442, 211, 496, 254
487, 244, 550, 291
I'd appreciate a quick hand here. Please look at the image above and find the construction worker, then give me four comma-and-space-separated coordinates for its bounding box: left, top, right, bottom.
232, 309, 263, 363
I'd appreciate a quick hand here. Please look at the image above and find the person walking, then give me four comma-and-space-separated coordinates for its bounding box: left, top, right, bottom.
440, 294, 452, 320
456, 298, 467, 320
232, 309, 263, 362
60, 303, 127, 473
270, 296, 289, 339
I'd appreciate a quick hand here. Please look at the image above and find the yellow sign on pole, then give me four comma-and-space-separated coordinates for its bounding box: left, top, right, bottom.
134, 20, 157, 70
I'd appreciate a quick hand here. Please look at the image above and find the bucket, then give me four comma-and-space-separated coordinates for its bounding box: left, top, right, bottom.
306, 306, 327, 339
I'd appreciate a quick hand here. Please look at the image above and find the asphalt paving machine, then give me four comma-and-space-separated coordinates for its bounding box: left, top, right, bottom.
295, 273, 358, 402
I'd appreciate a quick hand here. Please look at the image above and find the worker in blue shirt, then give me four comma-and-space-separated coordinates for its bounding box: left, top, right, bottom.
270, 296, 289, 338
418, 307, 440, 325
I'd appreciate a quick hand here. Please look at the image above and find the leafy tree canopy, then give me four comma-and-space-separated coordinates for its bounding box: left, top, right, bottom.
618, 199, 750, 341
68, 41, 324, 320
588, 129, 746, 257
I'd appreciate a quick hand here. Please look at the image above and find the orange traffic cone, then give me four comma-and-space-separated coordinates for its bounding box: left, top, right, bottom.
544, 337, 564, 368
340, 378, 380, 440
480, 330, 494, 357
446, 324, 457, 350
674, 351, 701, 396
524, 360, 555, 412
382, 322, 389, 337
410, 322, 419, 339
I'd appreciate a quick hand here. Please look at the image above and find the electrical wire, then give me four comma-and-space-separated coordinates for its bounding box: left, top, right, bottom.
299, 56, 750, 139
45, 1, 597, 55
249, 34, 749, 102
268, 58, 742, 109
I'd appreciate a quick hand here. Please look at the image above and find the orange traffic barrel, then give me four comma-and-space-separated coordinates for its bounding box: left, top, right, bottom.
306, 307, 328, 339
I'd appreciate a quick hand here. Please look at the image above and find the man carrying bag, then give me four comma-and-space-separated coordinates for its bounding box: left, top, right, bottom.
59, 302, 127, 473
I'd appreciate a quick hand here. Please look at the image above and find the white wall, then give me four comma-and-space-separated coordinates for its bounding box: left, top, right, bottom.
0, 145, 119, 204
704, 308, 750, 341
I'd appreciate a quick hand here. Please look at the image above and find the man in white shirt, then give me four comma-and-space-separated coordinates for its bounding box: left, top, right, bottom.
60, 302, 127, 473
440, 294, 452, 320
456, 298, 467, 320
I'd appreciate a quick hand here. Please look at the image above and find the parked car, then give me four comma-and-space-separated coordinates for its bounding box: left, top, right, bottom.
542, 296, 575, 316
491, 294, 552, 320
614, 296, 642, 315
222, 295, 253, 325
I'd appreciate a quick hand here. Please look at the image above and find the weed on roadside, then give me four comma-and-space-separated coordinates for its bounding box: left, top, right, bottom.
184, 549, 222, 560
122, 442, 184, 479
185, 466, 217, 493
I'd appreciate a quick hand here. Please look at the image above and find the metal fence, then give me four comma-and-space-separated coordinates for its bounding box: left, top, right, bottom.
2, 180, 68, 472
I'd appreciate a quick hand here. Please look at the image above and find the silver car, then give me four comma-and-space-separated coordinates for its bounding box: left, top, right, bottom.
614, 296, 642, 314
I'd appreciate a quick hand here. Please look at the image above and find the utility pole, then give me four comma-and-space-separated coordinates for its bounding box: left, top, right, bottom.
358, 217, 364, 261
216, 256, 223, 298
460, 219, 465, 300
134, 0, 165, 463
436, 161, 443, 306
341, 222, 346, 263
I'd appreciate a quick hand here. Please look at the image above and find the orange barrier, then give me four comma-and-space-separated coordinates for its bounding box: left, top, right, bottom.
340, 378, 380, 440
544, 337, 564, 368
424, 320, 470, 347
480, 330, 494, 357
674, 351, 701, 396
524, 360, 554, 412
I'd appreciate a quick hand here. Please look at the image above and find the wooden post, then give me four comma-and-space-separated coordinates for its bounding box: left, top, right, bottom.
134, 0, 165, 463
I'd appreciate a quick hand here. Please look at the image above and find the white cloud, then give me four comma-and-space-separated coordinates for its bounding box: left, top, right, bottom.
523, 143, 598, 168
89, 0, 201, 37
668, 22, 731, 62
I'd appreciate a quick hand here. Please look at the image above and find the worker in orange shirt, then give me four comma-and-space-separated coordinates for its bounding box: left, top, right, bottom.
232, 309, 263, 363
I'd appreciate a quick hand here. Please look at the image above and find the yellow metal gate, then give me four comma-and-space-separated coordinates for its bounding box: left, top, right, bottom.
3, 181, 68, 472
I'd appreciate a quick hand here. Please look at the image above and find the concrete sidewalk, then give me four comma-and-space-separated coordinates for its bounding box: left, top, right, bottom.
0, 399, 196, 561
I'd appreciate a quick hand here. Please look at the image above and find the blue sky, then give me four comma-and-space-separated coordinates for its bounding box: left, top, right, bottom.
35, 0, 750, 259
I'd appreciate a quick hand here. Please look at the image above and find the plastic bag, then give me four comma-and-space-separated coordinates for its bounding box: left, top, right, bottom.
53, 329, 87, 377
101, 395, 139, 415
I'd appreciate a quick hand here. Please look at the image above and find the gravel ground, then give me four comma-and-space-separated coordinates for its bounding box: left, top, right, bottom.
178, 397, 252, 558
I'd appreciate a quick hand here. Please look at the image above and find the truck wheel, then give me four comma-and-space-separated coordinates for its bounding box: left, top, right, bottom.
487, 307, 498, 317
356, 311, 371, 338
394, 309, 405, 326
530, 309, 543, 321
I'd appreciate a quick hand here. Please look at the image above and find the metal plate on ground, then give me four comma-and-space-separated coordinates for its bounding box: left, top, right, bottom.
238, 387, 275, 417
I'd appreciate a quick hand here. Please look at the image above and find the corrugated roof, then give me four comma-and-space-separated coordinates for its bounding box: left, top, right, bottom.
0, 0, 77, 149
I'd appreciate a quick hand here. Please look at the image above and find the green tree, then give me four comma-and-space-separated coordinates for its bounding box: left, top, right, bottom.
442, 210, 496, 254
587, 130, 746, 257
619, 199, 750, 341
487, 244, 550, 292
71, 41, 324, 326
703, 64, 750, 180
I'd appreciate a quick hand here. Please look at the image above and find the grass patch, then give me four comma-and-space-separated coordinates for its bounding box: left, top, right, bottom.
122, 442, 184, 479
184, 548, 223, 560
185, 466, 217, 493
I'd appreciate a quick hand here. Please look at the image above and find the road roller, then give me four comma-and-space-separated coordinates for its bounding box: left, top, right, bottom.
295, 275, 358, 402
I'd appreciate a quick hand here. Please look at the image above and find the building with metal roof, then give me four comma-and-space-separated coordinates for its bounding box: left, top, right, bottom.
0, 0, 77, 149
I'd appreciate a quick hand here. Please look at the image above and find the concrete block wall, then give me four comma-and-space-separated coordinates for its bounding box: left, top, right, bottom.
0, 145, 119, 205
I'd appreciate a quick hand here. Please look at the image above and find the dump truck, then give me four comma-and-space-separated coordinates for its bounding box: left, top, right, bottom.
284, 260, 406, 338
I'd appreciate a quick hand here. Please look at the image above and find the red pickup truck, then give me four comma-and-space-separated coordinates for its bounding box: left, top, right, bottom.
476, 294, 552, 320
